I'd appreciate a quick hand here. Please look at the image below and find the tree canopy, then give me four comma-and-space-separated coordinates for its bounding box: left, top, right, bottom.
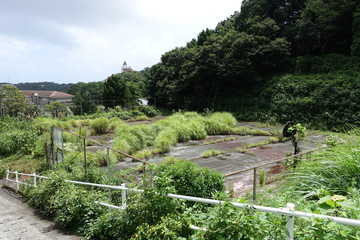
145, 0, 360, 111
0, 84, 28, 116
103, 72, 144, 109
68, 82, 103, 115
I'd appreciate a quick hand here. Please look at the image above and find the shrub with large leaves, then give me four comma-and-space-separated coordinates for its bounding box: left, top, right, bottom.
153, 158, 225, 199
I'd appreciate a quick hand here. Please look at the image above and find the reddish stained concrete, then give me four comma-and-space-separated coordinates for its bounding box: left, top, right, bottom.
248, 147, 289, 160
215, 140, 247, 149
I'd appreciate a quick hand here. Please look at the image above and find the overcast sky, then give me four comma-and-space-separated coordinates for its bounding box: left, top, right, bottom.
0, 0, 241, 84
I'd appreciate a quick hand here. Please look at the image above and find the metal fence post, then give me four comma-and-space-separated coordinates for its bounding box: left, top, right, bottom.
83, 138, 87, 176
286, 203, 295, 240
107, 147, 111, 200
5, 170, 9, 186
33, 173, 37, 187
121, 183, 127, 208
253, 167, 257, 202
15, 171, 19, 190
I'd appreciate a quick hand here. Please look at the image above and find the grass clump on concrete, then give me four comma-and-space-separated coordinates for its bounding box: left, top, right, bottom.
114, 124, 156, 154
113, 112, 239, 157
90, 117, 110, 135
202, 112, 237, 135
201, 149, 225, 158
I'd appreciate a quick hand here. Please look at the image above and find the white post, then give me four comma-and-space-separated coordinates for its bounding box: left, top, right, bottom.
15, 171, 19, 190
121, 183, 126, 208
5, 170, 9, 186
253, 167, 257, 202
286, 203, 295, 240
33, 173, 37, 187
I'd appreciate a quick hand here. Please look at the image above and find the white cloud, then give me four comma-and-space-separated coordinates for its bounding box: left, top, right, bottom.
0, 0, 241, 83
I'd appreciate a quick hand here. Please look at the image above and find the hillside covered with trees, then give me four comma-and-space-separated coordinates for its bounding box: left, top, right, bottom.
145, 0, 360, 129
14, 82, 73, 93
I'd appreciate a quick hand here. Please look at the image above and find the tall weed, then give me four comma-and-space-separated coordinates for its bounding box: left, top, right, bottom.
90, 117, 110, 135
283, 135, 360, 195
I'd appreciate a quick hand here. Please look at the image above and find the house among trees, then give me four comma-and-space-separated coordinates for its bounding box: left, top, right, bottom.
21, 90, 74, 106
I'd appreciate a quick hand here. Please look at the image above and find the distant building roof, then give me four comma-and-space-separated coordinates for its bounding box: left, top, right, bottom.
21, 90, 74, 99
121, 61, 133, 72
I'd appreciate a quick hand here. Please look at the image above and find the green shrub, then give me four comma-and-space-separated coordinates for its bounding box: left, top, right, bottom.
90, 117, 110, 135
153, 158, 225, 199
137, 105, 159, 118
33, 132, 50, 158
131, 215, 192, 240
23, 171, 72, 216
53, 187, 106, 234
191, 202, 286, 239
0, 129, 36, 156
130, 110, 144, 118
108, 118, 126, 131
89, 187, 181, 239
111, 111, 133, 120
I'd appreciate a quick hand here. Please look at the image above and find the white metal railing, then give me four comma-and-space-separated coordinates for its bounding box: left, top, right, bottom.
3, 170, 360, 240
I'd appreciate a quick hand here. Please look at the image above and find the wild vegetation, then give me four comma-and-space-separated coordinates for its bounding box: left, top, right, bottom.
12, 125, 360, 239
1, 0, 360, 238
144, 0, 360, 130
0, 107, 359, 239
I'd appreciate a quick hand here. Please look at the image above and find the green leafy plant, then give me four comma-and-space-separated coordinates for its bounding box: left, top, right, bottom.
316, 194, 358, 215
191, 201, 286, 239
153, 158, 225, 199
130, 215, 192, 240
89, 183, 181, 239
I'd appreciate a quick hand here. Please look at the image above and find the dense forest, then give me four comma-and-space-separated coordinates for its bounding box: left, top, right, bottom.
144, 0, 360, 129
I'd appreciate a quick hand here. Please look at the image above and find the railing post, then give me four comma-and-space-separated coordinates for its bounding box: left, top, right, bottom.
15, 171, 19, 190
253, 167, 257, 203
5, 170, 10, 186
286, 203, 295, 240
121, 183, 126, 208
83, 138, 87, 176
107, 147, 111, 201
33, 173, 37, 187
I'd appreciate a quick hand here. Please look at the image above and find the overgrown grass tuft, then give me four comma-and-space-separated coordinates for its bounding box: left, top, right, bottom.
154, 129, 178, 153
113, 112, 239, 156
283, 134, 360, 195
201, 149, 225, 158
114, 124, 156, 154
90, 117, 110, 135
202, 112, 237, 135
